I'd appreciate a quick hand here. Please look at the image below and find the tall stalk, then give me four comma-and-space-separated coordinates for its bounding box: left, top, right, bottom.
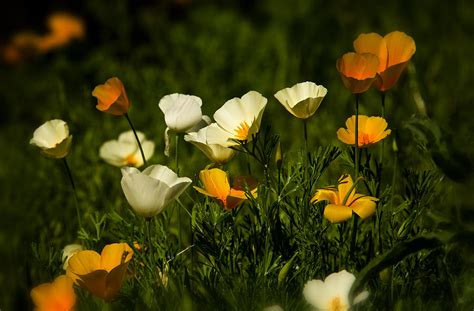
125, 113, 147, 166
62, 157, 82, 228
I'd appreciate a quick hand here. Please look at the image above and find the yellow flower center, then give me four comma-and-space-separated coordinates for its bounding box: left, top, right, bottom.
328, 296, 347, 311
234, 121, 250, 140
126, 154, 138, 166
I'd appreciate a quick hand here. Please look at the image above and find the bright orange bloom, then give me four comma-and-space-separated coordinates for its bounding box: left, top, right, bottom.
194, 168, 258, 210
37, 13, 85, 53
337, 115, 391, 148
354, 31, 416, 91
66, 243, 133, 301
30, 275, 76, 311
311, 175, 378, 223
336, 52, 379, 94
92, 77, 131, 116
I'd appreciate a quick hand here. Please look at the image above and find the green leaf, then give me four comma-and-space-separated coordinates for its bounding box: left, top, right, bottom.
349, 236, 443, 303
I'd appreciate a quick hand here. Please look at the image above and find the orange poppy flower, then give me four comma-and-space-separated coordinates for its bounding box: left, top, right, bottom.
92, 77, 131, 116
66, 243, 133, 301
194, 168, 258, 210
37, 13, 85, 53
354, 31, 416, 91
30, 275, 76, 311
337, 115, 391, 148
311, 175, 378, 223
336, 52, 379, 94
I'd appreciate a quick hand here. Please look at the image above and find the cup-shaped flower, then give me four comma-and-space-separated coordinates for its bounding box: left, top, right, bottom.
336, 52, 379, 94
337, 115, 391, 148
184, 124, 235, 164
303, 270, 369, 311
92, 77, 130, 116
31, 275, 76, 311
99, 130, 154, 167
207, 91, 267, 146
158, 93, 203, 133
66, 243, 133, 301
354, 31, 416, 91
62, 244, 84, 270
311, 175, 378, 223
194, 168, 257, 210
30, 119, 73, 159
121, 165, 192, 218
274, 81, 328, 119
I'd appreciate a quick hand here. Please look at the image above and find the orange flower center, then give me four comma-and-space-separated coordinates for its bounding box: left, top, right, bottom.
126, 154, 138, 165
328, 296, 346, 311
234, 121, 250, 140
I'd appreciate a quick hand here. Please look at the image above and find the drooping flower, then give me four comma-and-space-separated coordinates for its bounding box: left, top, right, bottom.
311, 175, 378, 223
354, 31, 416, 91
336, 115, 391, 148
336, 52, 379, 94
303, 270, 369, 311
31, 275, 76, 311
99, 130, 155, 167
207, 91, 267, 146
184, 123, 235, 164
62, 244, 84, 270
92, 77, 130, 116
121, 165, 192, 218
66, 243, 133, 301
194, 168, 257, 210
158, 93, 203, 133
274, 81, 328, 119
30, 119, 73, 159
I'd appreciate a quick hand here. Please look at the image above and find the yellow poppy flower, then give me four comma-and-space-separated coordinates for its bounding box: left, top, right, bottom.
336, 52, 379, 94
336, 115, 391, 148
66, 243, 133, 301
354, 31, 416, 91
193, 168, 257, 210
92, 77, 130, 116
311, 175, 378, 223
30, 275, 76, 311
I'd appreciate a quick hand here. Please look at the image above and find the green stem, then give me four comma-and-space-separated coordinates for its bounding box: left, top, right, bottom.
303, 119, 308, 153
62, 158, 82, 228
350, 214, 359, 262
145, 218, 152, 251
175, 134, 181, 248
379, 92, 386, 165
125, 113, 147, 166
175, 134, 180, 173
354, 95, 360, 179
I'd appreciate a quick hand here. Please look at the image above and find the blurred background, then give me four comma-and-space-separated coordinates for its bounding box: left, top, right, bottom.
1, 0, 473, 309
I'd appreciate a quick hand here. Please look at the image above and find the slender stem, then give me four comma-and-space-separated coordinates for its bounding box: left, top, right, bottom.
62, 158, 82, 228
175, 134, 180, 173
350, 214, 359, 262
303, 119, 308, 153
175, 134, 181, 248
379, 92, 386, 165
354, 95, 360, 179
124, 113, 147, 166
145, 218, 152, 251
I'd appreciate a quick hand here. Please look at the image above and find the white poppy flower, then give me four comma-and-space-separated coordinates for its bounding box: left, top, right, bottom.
158, 93, 203, 133
30, 119, 72, 158
303, 270, 369, 311
121, 165, 192, 218
274, 81, 328, 119
61, 244, 83, 270
184, 123, 235, 164
209, 91, 267, 146
99, 130, 154, 167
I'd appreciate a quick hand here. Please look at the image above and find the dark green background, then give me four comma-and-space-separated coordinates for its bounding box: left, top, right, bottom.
1, 0, 473, 309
